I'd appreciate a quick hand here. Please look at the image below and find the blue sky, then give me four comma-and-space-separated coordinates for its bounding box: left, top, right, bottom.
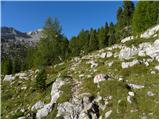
1, 1, 136, 39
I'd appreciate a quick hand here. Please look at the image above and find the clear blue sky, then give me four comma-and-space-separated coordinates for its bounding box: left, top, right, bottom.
1, 1, 136, 39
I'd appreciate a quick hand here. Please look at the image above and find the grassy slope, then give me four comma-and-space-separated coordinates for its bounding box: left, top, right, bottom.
1, 35, 159, 119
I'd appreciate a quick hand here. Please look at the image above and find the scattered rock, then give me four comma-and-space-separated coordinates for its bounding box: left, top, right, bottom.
147, 91, 155, 97
99, 53, 107, 58
108, 61, 113, 67
118, 77, 123, 81
17, 116, 26, 119
128, 84, 144, 89
155, 66, 159, 70
121, 60, 139, 69
21, 86, 27, 90
128, 91, 134, 96
106, 52, 113, 58
105, 110, 112, 118
127, 96, 132, 104
151, 71, 156, 74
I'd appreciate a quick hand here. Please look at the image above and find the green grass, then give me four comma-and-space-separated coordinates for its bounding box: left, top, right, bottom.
57, 83, 72, 103
80, 78, 99, 96
124, 37, 158, 47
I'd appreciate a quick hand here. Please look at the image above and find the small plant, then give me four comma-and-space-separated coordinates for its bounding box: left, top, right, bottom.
36, 68, 47, 91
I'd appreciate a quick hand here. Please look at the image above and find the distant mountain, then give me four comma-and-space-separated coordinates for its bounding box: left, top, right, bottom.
1, 27, 42, 60
1, 27, 42, 43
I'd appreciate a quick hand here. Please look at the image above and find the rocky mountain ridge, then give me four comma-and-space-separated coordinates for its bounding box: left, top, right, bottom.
1, 25, 159, 119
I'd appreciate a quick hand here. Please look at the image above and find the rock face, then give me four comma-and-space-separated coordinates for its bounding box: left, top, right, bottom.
93, 74, 109, 83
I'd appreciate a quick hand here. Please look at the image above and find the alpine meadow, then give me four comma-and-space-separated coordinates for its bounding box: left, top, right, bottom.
1, 1, 159, 119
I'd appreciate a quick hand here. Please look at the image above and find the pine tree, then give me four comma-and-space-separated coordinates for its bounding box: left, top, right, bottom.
132, 1, 159, 35
88, 29, 99, 52
123, 1, 135, 26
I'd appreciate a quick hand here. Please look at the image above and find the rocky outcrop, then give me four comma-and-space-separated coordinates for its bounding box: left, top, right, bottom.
36, 77, 67, 119
56, 95, 100, 119
119, 39, 159, 60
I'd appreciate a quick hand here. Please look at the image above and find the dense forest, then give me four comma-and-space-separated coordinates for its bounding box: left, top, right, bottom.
1, 1, 159, 75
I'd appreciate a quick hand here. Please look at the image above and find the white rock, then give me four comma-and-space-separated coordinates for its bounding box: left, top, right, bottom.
21, 86, 27, 90
140, 25, 159, 38
108, 61, 113, 67
138, 50, 145, 56
79, 74, 84, 79
118, 77, 123, 81
119, 47, 138, 60
20, 108, 25, 113
121, 60, 139, 69
50, 78, 65, 103
35, 69, 40, 74
128, 84, 144, 89
127, 96, 132, 104
144, 61, 149, 66
105, 110, 112, 118
93, 74, 109, 84
151, 71, 156, 74
155, 66, 159, 70
147, 91, 155, 96
3, 75, 15, 81
107, 52, 113, 58
31, 100, 44, 111
128, 91, 134, 96
100, 53, 107, 58
108, 96, 112, 100
36, 103, 53, 119
18, 116, 26, 119
87, 60, 98, 68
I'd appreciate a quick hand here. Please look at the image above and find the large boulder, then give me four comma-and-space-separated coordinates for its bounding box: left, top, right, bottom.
93, 74, 109, 84
3, 75, 15, 81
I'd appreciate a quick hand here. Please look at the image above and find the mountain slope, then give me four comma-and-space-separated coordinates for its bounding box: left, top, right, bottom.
1, 25, 159, 119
